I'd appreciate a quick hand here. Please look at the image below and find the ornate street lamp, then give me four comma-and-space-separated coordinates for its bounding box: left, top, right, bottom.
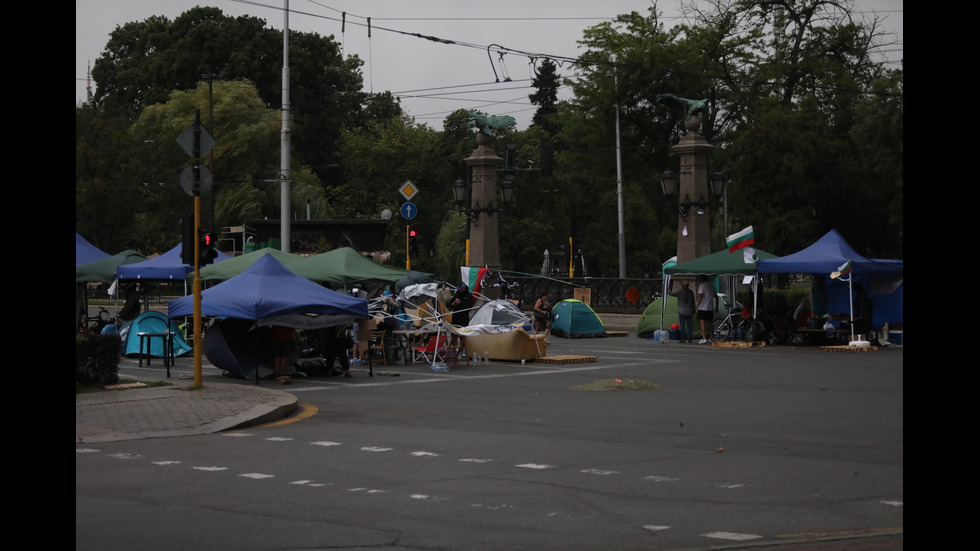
454, 175, 514, 226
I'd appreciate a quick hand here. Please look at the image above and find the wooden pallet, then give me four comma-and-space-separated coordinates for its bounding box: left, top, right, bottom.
821, 345, 879, 352
712, 341, 768, 349
536, 355, 598, 364
606, 331, 628, 338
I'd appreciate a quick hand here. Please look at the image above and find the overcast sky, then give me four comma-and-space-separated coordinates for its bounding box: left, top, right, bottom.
75, 0, 903, 130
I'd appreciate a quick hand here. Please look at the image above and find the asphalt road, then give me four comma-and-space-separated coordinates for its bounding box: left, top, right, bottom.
77, 336, 903, 551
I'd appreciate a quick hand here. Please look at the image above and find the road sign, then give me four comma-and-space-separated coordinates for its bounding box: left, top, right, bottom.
177, 123, 215, 158
398, 180, 418, 201
180, 165, 212, 196
400, 202, 418, 220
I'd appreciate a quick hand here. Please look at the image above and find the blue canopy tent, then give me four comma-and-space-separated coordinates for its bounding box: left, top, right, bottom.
117, 243, 231, 281
757, 230, 903, 330
76, 232, 111, 267
168, 255, 369, 379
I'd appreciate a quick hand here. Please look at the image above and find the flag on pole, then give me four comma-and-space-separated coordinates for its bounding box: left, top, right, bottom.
830, 260, 852, 280
727, 226, 755, 253
460, 266, 489, 293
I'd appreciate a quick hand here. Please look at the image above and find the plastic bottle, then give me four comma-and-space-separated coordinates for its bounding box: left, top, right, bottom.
483, 351, 489, 363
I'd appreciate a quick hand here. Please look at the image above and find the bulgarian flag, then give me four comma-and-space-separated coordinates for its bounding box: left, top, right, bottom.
460, 266, 489, 293
727, 226, 756, 253
831, 260, 852, 279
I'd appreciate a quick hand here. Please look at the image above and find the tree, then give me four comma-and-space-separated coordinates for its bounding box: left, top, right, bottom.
528, 58, 562, 136
90, 7, 365, 184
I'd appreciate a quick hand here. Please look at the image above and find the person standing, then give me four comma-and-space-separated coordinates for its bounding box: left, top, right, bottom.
448, 284, 474, 348
533, 291, 553, 344
696, 275, 717, 344
669, 281, 696, 343
269, 325, 295, 383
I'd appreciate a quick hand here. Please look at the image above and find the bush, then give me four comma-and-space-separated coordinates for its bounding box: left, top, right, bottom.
76, 334, 122, 390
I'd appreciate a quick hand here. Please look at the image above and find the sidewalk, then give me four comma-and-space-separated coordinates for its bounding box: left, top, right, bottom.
75, 378, 298, 444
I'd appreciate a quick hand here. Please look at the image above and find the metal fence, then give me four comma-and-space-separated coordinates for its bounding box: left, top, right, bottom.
484, 276, 663, 314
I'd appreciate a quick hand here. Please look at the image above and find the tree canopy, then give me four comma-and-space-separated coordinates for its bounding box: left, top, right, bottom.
77, 1, 902, 279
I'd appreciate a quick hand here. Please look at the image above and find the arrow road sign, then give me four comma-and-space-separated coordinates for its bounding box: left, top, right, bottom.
400, 202, 418, 220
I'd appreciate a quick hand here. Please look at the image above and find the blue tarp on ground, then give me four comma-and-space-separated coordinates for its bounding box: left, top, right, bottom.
117, 243, 231, 281
119, 311, 193, 358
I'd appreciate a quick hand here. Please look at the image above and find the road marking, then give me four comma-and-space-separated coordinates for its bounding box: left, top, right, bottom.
240, 473, 275, 479
703, 531, 762, 541
312, 441, 342, 447
516, 463, 556, 469
410, 451, 440, 457
361, 446, 393, 452
582, 469, 618, 475
193, 466, 228, 471
642, 525, 670, 532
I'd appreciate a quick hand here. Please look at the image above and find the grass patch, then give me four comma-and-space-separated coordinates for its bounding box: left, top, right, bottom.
570, 379, 660, 392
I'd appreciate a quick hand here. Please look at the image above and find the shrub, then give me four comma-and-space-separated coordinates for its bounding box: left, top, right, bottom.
76, 334, 122, 390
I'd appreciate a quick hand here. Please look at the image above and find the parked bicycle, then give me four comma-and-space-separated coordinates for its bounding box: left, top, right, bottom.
710, 307, 771, 343
82, 307, 112, 335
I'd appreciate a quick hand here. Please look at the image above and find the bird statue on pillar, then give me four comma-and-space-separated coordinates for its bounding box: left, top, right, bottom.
655, 94, 709, 121
468, 110, 517, 136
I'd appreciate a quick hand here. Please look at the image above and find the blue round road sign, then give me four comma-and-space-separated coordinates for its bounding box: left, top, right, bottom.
400, 202, 418, 220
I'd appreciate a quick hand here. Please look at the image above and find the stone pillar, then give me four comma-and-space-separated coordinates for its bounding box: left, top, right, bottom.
464, 132, 503, 269
671, 116, 715, 265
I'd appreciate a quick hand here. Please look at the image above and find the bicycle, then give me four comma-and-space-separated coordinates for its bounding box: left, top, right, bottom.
81, 307, 112, 335
710, 308, 770, 343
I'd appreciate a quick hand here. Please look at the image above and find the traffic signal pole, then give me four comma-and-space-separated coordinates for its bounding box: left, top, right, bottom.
192, 111, 204, 387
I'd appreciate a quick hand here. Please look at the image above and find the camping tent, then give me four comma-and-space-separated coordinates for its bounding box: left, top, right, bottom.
757, 230, 903, 328
117, 243, 231, 281
636, 294, 741, 338
76, 232, 111, 267
550, 299, 607, 339
290, 247, 414, 287
76, 250, 147, 283
169, 254, 368, 328
468, 299, 530, 328
196, 247, 303, 281
118, 311, 193, 359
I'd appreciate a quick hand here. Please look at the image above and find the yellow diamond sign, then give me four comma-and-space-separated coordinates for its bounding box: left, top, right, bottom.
398, 180, 418, 201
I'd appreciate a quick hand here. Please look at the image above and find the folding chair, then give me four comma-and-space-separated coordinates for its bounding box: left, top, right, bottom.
366, 330, 387, 369
412, 334, 447, 363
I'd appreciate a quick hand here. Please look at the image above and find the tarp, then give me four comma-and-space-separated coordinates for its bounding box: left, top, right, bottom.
665, 248, 777, 276
76, 250, 147, 283
76, 232, 111, 267
202, 318, 275, 380
117, 243, 231, 281
550, 299, 607, 339
119, 311, 193, 358
468, 299, 530, 328
290, 247, 415, 286
168, 254, 368, 329
757, 230, 903, 276
196, 247, 304, 281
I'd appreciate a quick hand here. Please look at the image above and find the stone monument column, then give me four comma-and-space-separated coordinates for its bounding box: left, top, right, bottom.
671, 116, 715, 265
464, 131, 503, 269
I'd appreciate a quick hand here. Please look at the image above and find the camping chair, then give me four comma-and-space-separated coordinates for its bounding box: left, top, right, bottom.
412, 334, 447, 364
366, 330, 387, 369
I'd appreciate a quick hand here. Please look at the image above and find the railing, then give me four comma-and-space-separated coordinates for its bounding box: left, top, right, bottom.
487, 276, 663, 314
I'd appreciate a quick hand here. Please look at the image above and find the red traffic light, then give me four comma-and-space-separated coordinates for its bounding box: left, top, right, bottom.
409, 228, 418, 238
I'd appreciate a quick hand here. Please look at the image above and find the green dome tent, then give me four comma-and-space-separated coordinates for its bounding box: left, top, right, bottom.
550, 299, 607, 339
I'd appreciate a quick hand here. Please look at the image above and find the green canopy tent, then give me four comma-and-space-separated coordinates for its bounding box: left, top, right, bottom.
290, 247, 417, 288
666, 247, 776, 318
638, 249, 776, 338
195, 247, 303, 282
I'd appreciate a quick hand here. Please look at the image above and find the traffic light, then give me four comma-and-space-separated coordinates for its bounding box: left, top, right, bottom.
540, 141, 554, 177
408, 226, 418, 248
180, 214, 195, 265
505, 143, 518, 170
198, 229, 218, 266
